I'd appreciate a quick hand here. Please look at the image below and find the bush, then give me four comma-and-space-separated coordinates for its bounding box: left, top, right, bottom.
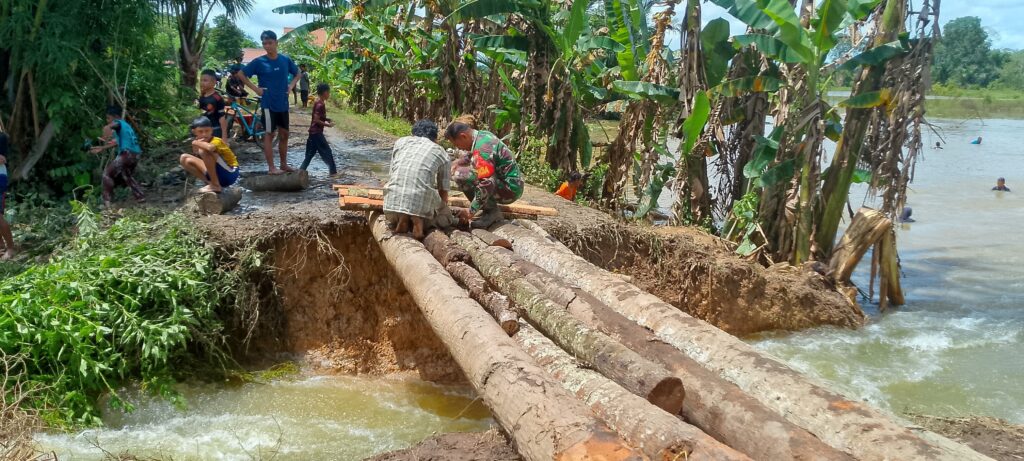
0, 206, 231, 428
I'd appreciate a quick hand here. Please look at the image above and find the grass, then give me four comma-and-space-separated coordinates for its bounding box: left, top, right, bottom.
330, 103, 412, 139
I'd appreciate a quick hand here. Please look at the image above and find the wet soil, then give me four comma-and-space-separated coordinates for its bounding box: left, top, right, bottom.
366, 429, 520, 461
908, 414, 1024, 461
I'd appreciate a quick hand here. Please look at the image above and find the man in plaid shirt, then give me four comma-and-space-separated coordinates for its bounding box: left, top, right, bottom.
383, 120, 457, 239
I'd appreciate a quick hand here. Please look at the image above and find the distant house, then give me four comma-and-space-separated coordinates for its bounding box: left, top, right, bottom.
240, 48, 265, 65
283, 27, 328, 47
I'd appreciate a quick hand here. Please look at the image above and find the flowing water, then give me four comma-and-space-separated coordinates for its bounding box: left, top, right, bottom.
36, 375, 493, 460
751, 118, 1024, 423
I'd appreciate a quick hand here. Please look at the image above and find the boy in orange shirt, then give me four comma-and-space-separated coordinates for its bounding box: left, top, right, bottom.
555, 171, 583, 201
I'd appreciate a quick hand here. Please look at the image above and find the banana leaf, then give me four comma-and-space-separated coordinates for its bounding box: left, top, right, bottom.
702, 18, 736, 86
612, 81, 680, 104
734, 33, 805, 63
810, 0, 849, 54
838, 40, 905, 71
471, 35, 530, 53
708, 0, 778, 32
273, 3, 334, 15
713, 75, 783, 97
838, 88, 891, 108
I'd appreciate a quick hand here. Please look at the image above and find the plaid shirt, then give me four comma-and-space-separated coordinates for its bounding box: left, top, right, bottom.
383, 136, 451, 218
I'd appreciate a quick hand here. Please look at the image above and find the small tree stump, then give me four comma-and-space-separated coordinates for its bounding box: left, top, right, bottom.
241, 170, 310, 192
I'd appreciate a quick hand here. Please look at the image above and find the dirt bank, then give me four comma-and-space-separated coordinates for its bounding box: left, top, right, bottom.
908, 414, 1024, 461
367, 429, 520, 461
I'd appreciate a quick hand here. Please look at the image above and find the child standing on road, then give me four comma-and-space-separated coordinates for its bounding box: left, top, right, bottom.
300, 83, 337, 176
198, 69, 228, 139
90, 106, 145, 208
298, 64, 311, 109
0, 133, 16, 260
179, 116, 240, 193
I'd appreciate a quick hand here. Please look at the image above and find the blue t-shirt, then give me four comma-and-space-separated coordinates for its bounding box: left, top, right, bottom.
112, 119, 142, 155
243, 54, 298, 112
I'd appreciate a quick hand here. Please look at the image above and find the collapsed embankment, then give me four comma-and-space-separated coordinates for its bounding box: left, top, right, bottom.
514, 188, 866, 336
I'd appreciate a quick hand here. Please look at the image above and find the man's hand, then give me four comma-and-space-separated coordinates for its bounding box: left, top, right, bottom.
254, 87, 265, 96
456, 208, 472, 221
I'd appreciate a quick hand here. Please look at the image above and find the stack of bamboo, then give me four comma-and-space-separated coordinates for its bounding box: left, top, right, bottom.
368, 212, 991, 461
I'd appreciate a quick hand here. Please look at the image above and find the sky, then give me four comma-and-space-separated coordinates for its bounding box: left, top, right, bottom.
215, 0, 1024, 51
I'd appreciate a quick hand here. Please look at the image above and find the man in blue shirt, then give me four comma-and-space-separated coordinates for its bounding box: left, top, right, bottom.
235, 30, 299, 175
90, 106, 145, 207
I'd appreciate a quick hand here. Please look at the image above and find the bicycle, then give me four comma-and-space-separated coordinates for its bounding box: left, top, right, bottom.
225, 96, 265, 142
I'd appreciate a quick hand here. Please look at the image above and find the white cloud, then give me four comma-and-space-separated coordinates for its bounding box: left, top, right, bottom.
210, 0, 320, 42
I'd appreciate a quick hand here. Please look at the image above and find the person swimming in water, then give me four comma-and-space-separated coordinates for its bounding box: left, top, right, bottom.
992, 177, 1010, 192
934, 141, 943, 149
970, 136, 983, 145
898, 206, 915, 223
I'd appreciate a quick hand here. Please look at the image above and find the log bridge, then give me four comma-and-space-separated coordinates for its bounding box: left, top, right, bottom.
348, 193, 990, 460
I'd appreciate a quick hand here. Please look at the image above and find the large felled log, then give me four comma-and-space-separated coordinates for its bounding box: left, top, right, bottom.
492, 222, 992, 461
194, 187, 242, 215
422, 231, 518, 334
477, 240, 851, 460
446, 262, 520, 336
369, 215, 642, 461
241, 170, 310, 192
450, 232, 685, 415
333, 185, 558, 217
516, 324, 751, 461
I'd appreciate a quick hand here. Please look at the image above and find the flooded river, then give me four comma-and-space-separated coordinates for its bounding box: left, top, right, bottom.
36, 375, 493, 460
751, 118, 1024, 423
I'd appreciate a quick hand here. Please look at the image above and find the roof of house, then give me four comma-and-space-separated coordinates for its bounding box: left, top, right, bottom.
240, 48, 265, 64
283, 27, 328, 47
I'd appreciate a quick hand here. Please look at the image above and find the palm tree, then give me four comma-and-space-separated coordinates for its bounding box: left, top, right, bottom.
154, 0, 254, 90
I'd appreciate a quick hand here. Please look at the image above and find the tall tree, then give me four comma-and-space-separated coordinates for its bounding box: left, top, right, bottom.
155, 0, 253, 90
207, 14, 257, 63
995, 50, 1024, 90
932, 16, 999, 87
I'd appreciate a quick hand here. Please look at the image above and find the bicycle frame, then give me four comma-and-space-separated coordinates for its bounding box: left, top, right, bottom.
225, 97, 265, 141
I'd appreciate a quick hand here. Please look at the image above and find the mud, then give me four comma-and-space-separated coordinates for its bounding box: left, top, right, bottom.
908, 414, 1024, 461
366, 429, 520, 461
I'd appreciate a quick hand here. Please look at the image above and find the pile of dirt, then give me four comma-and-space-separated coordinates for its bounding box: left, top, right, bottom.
517, 188, 865, 336
366, 429, 520, 461
908, 414, 1024, 461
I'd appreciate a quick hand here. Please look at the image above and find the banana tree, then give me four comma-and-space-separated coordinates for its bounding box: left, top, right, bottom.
155, 0, 253, 90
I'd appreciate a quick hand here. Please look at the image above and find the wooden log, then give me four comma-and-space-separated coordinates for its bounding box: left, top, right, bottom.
241, 170, 310, 192
492, 222, 992, 461
517, 324, 751, 461
877, 230, 905, 309
446, 261, 520, 336
369, 215, 643, 461
513, 219, 575, 255
471, 229, 513, 249
518, 264, 854, 461
422, 230, 470, 266
194, 187, 243, 215
450, 232, 685, 415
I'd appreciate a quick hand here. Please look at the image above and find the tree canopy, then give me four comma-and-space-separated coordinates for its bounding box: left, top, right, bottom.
207, 14, 257, 63
932, 16, 1002, 87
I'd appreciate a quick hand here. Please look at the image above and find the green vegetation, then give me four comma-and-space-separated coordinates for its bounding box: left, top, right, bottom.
931, 16, 1024, 95
0, 206, 232, 427
207, 13, 259, 63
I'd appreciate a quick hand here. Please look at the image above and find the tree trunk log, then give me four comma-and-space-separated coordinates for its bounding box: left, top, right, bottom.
471, 228, 513, 249
478, 241, 851, 460
369, 215, 643, 461
451, 232, 686, 415
423, 230, 470, 266
194, 187, 243, 215
516, 324, 751, 461
446, 261, 520, 336
491, 222, 990, 461
241, 170, 310, 192
828, 207, 892, 283
512, 218, 575, 255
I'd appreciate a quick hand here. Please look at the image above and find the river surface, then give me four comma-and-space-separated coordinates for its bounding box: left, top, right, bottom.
750, 118, 1024, 423
36, 375, 493, 460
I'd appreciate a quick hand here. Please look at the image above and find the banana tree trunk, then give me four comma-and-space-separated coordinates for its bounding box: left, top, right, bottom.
814, 0, 906, 259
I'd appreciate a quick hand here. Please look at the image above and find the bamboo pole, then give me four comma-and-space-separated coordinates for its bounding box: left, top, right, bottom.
491, 222, 992, 461
450, 232, 686, 415
369, 215, 643, 461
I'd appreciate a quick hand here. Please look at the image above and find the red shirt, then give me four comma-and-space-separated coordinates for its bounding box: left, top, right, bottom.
309, 100, 328, 135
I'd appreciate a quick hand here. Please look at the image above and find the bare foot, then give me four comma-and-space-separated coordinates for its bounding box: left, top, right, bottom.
280, 164, 297, 173
199, 185, 222, 193
268, 166, 284, 175
1, 249, 14, 261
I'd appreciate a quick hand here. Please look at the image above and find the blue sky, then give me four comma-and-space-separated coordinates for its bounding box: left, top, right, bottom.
216, 0, 1024, 50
